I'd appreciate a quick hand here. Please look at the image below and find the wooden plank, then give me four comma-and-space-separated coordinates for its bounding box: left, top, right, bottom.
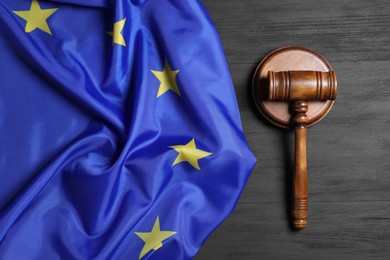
200, 202, 390, 259
197, 0, 390, 258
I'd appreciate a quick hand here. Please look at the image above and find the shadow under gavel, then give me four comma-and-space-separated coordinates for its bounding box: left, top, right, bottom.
266, 70, 337, 230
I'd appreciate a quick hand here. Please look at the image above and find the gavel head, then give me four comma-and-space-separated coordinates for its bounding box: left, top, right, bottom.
266, 71, 337, 101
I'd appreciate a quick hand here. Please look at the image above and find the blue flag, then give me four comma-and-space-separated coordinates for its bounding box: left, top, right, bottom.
0, 0, 256, 259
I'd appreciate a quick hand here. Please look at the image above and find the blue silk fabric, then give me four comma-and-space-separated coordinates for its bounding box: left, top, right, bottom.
0, 0, 256, 259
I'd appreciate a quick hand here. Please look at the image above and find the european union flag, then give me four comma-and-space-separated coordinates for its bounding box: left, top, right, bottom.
0, 0, 256, 259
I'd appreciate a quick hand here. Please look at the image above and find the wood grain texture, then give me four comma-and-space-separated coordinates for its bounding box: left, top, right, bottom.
196, 0, 390, 259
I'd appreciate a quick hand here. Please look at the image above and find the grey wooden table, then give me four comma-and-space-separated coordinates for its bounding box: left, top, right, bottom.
196, 0, 390, 259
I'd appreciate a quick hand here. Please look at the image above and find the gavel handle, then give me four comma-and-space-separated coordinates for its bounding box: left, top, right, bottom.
292, 124, 308, 229
292, 101, 309, 230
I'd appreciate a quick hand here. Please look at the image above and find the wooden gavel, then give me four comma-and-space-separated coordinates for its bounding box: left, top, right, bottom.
252, 46, 338, 230
267, 70, 337, 229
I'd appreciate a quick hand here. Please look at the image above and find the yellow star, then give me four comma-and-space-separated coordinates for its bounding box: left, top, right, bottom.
169, 138, 213, 170
135, 216, 177, 259
151, 60, 181, 98
107, 18, 127, 46
13, 0, 58, 35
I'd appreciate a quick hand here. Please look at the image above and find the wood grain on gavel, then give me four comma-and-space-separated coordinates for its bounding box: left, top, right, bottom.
268, 71, 337, 101
266, 70, 337, 229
